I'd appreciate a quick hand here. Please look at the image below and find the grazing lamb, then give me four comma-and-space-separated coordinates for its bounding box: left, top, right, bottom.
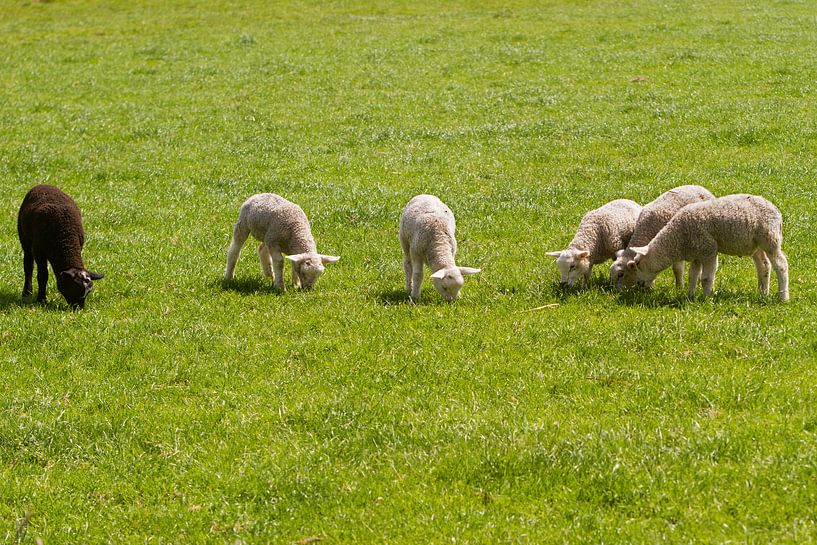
17, 184, 104, 309
547, 199, 642, 287
628, 194, 789, 301
399, 194, 481, 302
610, 185, 715, 290
224, 193, 339, 290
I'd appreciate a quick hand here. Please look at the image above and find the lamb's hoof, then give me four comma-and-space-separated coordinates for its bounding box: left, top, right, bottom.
779, 291, 790, 302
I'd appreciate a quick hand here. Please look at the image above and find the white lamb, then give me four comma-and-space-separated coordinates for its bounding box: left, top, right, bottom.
224, 193, 340, 290
399, 194, 481, 302
547, 199, 642, 287
610, 185, 715, 290
628, 194, 789, 301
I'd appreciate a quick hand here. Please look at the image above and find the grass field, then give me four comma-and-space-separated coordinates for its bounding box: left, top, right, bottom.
2, 0, 817, 542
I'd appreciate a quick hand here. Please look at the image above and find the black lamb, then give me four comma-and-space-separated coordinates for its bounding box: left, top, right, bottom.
17, 184, 104, 309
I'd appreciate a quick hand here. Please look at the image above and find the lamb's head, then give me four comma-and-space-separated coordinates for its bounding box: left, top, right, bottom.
628, 245, 657, 289
57, 268, 104, 309
546, 249, 590, 287
610, 249, 638, 289
285, 253, 340, 290
430, 266, 481, 302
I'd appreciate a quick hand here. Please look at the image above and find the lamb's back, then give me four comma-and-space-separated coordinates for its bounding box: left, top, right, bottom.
400, 195, 456, 248
575, 199, 640, 262
240, 193, 310, 241
629, 185, 714, 247
700, 194, 782, 254
18, 184, 84, 246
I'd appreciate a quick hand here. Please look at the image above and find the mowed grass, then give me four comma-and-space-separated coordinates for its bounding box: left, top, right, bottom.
2, 0, 817, 542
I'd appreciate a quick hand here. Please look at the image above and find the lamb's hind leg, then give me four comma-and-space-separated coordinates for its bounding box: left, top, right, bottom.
22, 249, 34, 298
258, 243, 273, 277
752, 249, 771, 297
767, 247, 789, 302
672, 261, 685, 290
224, 222, 249, 280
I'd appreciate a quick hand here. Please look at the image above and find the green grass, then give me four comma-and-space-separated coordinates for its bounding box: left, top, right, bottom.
2, 0, 817, 542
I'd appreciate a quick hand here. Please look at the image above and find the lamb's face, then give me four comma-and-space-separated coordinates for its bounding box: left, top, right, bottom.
634, 266, 658, 289
430, 266, 465, 302
295, 255, 325, 290
287, 253, 340, 290
629, 249, 657, 289
610, 252, 637, 289
548, 250, 590, 287
57, 268, 103, 309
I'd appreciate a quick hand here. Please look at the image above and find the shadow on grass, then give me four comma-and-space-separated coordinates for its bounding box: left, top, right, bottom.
614, 285, 780, 308
0, 289, 80, 312
547, 275, 618, 300
614, 287, 691, 309
0, 288, 24, 311
375, 288, 414, 306
217, 276, 283, 296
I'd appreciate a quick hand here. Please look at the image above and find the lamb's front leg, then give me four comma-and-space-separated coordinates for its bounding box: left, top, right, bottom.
258, 243, 274, 277
291, 261, 302, 289
672, 261, 685, 290
35, 256, 48, 303
410, 255, 424, 301
687, 260, 702, 299
271, 250, 285, 291
700, 256, 719, 299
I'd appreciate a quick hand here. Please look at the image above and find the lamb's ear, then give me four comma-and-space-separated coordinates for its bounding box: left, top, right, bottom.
430, 269, 447, 280
459, 267, 481, 276
626, 260, 638, 271
88, 271, 104, 280
285, 253, 308, 263
320, 255, 341, 264
631, 245, 649, 257
60, 269, 79, 280
576, 250, 590, 259
615, 249, 625, 258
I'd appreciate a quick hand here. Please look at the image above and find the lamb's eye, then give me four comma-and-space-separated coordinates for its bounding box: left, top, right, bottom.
569, 265, 575, 270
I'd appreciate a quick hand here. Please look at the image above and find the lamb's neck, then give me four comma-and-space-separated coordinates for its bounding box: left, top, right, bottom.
427, 234, 456, 272
642, 229, 679, 273
49, 236, 85, 273
569, 224, 604, 262
287, 228, 317, 255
